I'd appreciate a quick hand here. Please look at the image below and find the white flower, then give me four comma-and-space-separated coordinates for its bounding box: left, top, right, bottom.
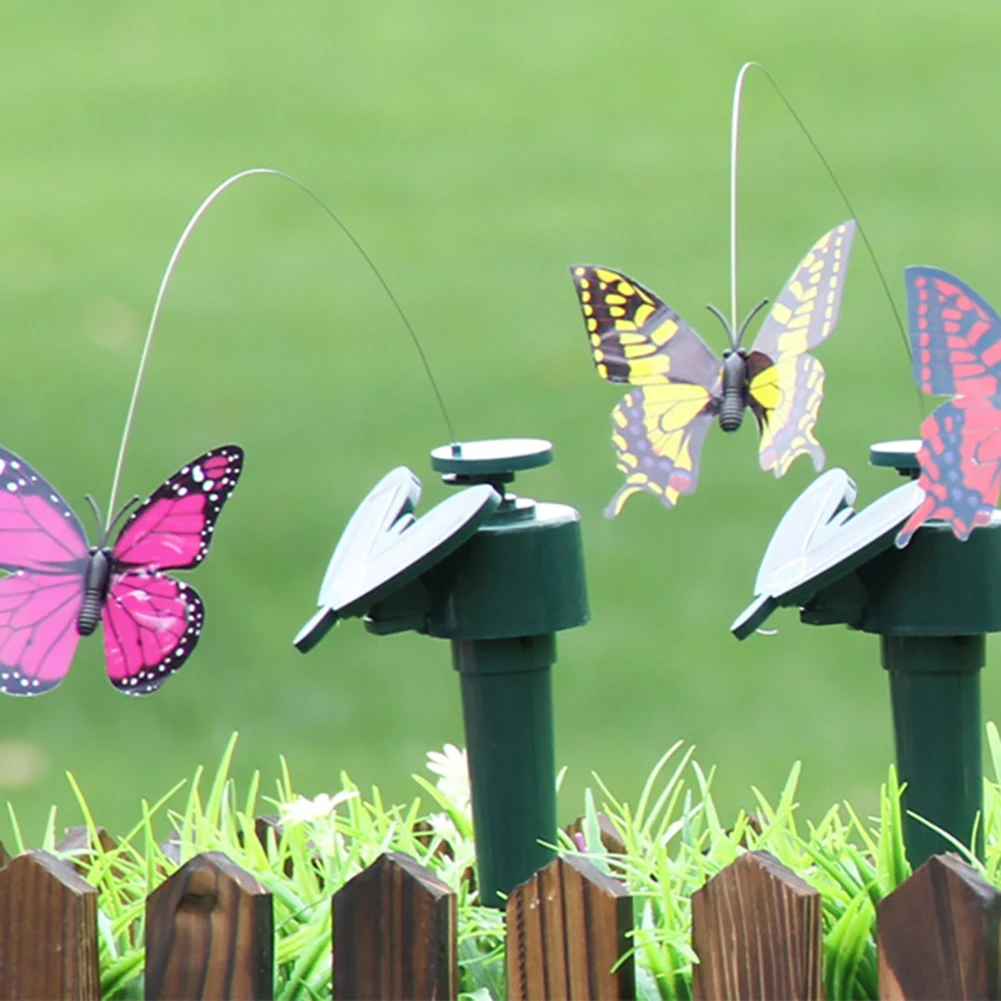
426, 743, 470, 812
278, 789, 357, 827
424, 810, 460, 843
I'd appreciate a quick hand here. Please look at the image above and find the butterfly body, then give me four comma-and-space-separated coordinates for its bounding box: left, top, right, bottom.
571, 220, 856, 515
719, 350, 747, 431
718, 347, 777, 433
0, 444, 243, 695
78, 547, 114, 636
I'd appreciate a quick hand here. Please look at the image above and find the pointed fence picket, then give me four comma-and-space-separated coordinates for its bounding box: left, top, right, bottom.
691, 850, 823, 1000
145, 851, 273, 1000
0, 820, 999, 1000
0, 850, 100, 1001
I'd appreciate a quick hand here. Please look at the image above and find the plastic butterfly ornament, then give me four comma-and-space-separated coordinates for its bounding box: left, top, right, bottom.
0, 444, 243, 695
570, 220, 856, 515
896, 268, 1001, 547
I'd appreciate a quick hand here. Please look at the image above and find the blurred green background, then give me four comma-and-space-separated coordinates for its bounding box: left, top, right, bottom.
1, 0, 1000, 844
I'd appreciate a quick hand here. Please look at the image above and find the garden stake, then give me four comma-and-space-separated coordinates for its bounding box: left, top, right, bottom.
296, 438, 589, 906
733, 440, 1000, 866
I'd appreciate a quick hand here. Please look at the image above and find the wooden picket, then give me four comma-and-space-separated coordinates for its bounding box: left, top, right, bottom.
332, 850, 457, 1001
506, 854, 634, 1001
878, 852, 1001, 999
0, 851, 100, 1001
145, 851, 274, 1000
3, 823, 1001, 1000
691, 850, 823, 1000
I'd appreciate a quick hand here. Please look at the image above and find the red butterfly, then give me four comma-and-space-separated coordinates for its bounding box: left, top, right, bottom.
897, 267, 1001, 547
0, 445, 243, 695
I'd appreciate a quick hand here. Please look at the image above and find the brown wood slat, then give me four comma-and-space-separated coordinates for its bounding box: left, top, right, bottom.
691, 850, 823, 1000
506, 854, 634, 1001
145, 850, 274, 1000
878, 853, 1001, 999
0, 840, 9, 868
0, 849, 100, 1000
333, 850, 457, 1001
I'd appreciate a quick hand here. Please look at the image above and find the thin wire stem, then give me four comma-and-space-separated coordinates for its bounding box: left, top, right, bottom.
105, 167, 456, 526
729, 63, 756, 347
728, 62, 914, 375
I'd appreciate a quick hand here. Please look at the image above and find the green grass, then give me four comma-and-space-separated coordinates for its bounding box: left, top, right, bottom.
2, 0, 1001, 844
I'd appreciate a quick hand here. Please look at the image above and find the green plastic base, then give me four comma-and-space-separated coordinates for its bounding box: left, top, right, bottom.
454, 636, 557, 907
881, 635, 984, 865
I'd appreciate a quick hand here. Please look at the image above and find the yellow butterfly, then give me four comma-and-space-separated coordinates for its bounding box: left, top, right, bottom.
571, 220, 856, 515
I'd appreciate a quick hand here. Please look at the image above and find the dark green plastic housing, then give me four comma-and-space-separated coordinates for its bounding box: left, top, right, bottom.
307, 439, 588, 907
422, 442, 587, 906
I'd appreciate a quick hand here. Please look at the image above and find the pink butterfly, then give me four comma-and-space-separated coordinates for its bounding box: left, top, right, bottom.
0, 444, 243, 696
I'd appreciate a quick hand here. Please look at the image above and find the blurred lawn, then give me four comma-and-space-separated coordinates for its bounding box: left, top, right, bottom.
2, 0, 1001, 844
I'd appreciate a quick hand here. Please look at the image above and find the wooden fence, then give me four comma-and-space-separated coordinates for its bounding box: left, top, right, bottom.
0, 820, 997, 1000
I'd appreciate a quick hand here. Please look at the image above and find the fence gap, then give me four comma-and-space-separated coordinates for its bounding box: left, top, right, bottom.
565, 813, 627, 855
145, 850, 273, 1000
506, 854, 634, 1001
55, 825, 127, 882
691, 850, 823, 1000
878, 852, 1001, 999
333, 850, 457, 1000
0, 850, 100, 1000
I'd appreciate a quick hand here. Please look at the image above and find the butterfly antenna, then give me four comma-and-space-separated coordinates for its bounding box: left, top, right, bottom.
107, 495, 141, 539
730, 62, 919, 415
83, 494, 104, 542
705, 303, 734, 344
104, 167, 458, 529
734, 298, 770, 348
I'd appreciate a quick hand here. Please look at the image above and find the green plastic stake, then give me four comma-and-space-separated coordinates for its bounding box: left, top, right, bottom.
427, 439, 588, 906
882, 634, 984, 862
295, 438, 589, 907
866, 443, 993, 863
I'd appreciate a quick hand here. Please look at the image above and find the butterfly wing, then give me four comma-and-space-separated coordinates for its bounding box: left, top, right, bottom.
907, 266, 1001, 396
103, 573, 204, 694
105, 445, 242, 692
570, 265, 721, 513
0, 445, 88, 570
571, 265, 722, 387
606, 385, 714, 515
0, 446, 89, 695
896, 268, 1001, 546
896, 399, 1001, 547
0, 571, 83, 695
753, 354, 827, 477
112, 446, 244, 570
748, 220, 856, 476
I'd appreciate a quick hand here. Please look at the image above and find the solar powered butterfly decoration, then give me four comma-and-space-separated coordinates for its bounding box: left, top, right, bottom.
0, 167, 457, 696
570, 63, 858, 516
896, 267, 1001, 547
0, 173, 286, 696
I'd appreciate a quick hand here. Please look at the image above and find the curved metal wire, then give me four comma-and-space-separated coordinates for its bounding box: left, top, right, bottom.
105, 167, 456, 525
728, 62, 911, 367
